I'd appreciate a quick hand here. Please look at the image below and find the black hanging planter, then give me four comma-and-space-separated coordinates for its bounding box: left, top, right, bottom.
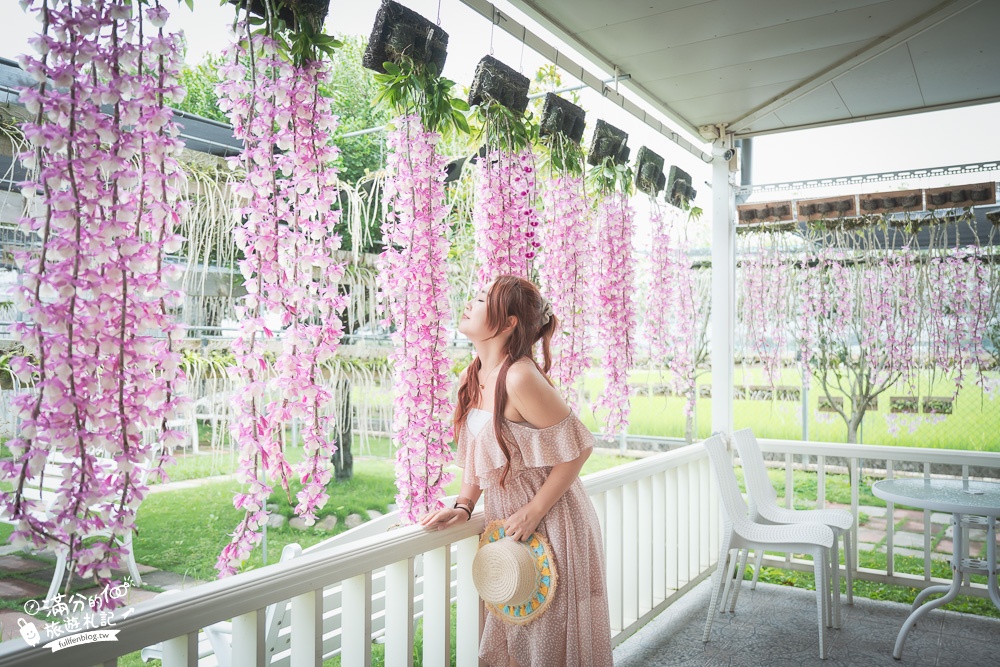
362, 0, 449, 74
634, 146, 665, 196
468, 56, 530, 113
587, 119, 629, 166
666, 165, 696, 207
539, 93, 586, 143
228, 0, 330, 32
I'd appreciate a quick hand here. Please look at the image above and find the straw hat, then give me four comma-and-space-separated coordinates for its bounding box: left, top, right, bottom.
473, 520, 558, 625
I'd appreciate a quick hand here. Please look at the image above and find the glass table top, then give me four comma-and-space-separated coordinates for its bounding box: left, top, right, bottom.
871, 479, 1000, 515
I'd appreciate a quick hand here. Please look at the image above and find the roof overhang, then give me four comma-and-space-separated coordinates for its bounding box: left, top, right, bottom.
482, 0, 1000, 143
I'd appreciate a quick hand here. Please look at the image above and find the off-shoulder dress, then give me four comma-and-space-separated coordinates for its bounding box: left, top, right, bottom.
457, 407, 613, 667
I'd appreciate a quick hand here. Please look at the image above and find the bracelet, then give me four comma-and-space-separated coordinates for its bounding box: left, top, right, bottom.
454, 504, 472, 521
456, 496, 476, 512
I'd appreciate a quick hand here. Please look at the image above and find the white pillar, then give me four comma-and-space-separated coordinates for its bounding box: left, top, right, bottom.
710, 135, 735, 437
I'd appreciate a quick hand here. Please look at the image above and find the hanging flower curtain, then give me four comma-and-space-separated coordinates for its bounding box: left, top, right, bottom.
537, 132, 591, 409
365, 4, 469, 521
215, 10, 347, 575
2, 0, 186, 600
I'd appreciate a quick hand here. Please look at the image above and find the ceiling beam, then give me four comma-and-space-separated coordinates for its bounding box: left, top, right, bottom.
727, 0, 983, 134
456, 0, 712, 162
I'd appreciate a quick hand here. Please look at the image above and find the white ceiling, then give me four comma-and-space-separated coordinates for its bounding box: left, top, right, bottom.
500, 0, 1000, 140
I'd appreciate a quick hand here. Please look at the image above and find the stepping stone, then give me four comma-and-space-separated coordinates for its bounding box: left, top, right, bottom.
877, 546, 925, 558
891, 532, 928, 549
0, 610, 42, 642
0, 579, 48, 599
266, 514, 287, 529
366, 510, 383, 520
289, 517, 310, 531
316, 515, 338, 531
857, 528, 885, 544
344, 514, 363, 529
0, 556, 48, 574
862, 505, 887, 518
934, 539, 954, 554
899, 520, 925, 533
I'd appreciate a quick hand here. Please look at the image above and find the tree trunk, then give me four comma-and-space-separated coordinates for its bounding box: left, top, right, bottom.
846, 413, 862, 444
331, 377, 353, 481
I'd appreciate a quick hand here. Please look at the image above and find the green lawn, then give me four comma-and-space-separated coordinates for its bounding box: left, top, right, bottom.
577, 366, 1000, 451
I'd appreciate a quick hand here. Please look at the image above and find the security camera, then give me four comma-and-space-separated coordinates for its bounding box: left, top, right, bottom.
723, 148, 735, 161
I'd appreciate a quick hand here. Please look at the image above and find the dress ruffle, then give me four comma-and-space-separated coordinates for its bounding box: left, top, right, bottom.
455, 411, 595, 489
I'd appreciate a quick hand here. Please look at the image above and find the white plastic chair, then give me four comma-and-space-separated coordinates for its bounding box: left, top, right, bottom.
702, 433, 836, 660
731, 428, 854, 628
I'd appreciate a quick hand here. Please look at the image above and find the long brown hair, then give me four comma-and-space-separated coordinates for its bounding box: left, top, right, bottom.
453, 275, 558, 485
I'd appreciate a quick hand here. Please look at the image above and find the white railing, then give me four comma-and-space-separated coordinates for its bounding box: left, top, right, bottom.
753, 438, 1000, 597
0, 443, 717, 667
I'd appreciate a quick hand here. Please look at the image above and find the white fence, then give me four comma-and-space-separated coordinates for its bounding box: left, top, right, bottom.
753, 438, 1000, 598
0, 443, 718, 667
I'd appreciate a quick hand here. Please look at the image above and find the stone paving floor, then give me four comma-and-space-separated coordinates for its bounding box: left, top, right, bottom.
613, 579, 1000, 667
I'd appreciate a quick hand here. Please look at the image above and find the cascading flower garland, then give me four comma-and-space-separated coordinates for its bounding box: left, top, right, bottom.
647, 205, 700, 418
739, 233, 794, 386
473, 149, 540, 284
537, 171, 591, 409
215, 28, 346, 576
377, 114, 454, 523
592, 190, 637, 440
3, 0, 186, 600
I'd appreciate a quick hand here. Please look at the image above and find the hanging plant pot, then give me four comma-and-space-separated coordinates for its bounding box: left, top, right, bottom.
228, 0, 330, 32
362, 0, 449, 74
890, 396, 919, 414
468, 55, 530, 113
587, 119, 629, 166
634, 146, 665, 196
539, 93, 586, 143
666, 164, 695, 207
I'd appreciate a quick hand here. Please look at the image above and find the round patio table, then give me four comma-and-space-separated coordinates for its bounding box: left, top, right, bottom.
871, 478, 1000, 660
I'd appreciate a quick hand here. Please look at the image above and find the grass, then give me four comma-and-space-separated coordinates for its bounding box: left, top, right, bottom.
577, 366, 1000, 451
133, 447, 632, 582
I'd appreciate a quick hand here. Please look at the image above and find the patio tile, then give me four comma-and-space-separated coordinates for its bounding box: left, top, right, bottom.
615, 579, 1000, 667
935, 635, 1000, 665
938, 610, 1000, 646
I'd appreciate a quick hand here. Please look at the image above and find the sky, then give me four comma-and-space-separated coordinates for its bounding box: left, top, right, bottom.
3, 0, 1000, 203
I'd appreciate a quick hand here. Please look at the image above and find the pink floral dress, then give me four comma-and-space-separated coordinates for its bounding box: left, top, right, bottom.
457, 408, 613, 667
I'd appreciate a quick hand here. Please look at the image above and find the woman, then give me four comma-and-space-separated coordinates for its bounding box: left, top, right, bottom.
420, 275, 613, 667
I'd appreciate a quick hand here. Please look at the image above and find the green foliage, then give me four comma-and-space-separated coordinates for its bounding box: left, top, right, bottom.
470, 99, 537, 154
539, 131, 585, 177
224, 0, 341, 67
318, 36, 392, 185
371, 58, 469, 137
173, 55, 229, 123
587, 155, 634, 197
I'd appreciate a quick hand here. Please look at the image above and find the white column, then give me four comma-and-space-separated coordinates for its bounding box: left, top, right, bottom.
710, 135, 736, 437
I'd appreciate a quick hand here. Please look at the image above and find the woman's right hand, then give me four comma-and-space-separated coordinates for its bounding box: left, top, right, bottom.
418, 508, 467, 531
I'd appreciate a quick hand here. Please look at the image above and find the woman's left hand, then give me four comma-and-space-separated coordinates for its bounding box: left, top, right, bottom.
504, 503, 543, 542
